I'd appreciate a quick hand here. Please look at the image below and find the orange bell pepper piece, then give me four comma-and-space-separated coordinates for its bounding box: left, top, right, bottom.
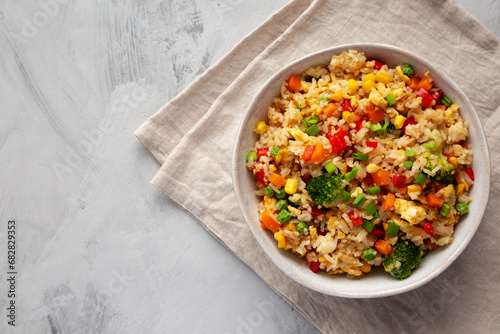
323, 103, 338, 117
374, 239, 393, 255
371, 169, 391, 186
381, 193, 396, 210
417, 76, 433, 91
426, 194, 443, 208
262, 211, 280, 233
268, 173, 286, 188
409, 75, 420, 90
287, 74, 301, 92
366, 103, 385, 124
309, 143, 326, 163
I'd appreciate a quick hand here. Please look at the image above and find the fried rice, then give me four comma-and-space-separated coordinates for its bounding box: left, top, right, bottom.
245, 50, 473, 279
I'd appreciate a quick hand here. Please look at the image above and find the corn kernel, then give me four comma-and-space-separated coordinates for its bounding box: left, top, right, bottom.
275, 149, 283, 163
325, 210, 335, 220
366, 163, 379, 173
350, 97, 359, 108
362, 80, 376, 93
254, 121, 268, 134
284, 179, 298, 194
348, 79, 358, 95
309, 226, 317, 239
361, 263, 372, 273
375, 71, 391, 85
318, 256, 327, 263
377, 82, 387, 95
394, 115, 406, 129
407, 184, 423, 196
456, 183, 465, 197
281, 147, 292, 162
332, 89, 344, 101
301, 81, 310, 93
337, 230, 346, 239
364, 73, 376, 82
274, 232, 286, 249
458, 178, 469, 191
285, 223, 296, 231
342, 111, 353, 123
449, 157, 458, 169
315, 108, 323, 116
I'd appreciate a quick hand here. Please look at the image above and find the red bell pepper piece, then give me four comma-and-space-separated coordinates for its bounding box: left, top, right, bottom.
311, 207, 324, 217
363, 173, 374, 184
429, 88, 443, 101
392, 174, 406, 188
371, 223, 385, 238
253, 164, 268, 186
417, 88, 434, 108
465, 167, 475, 181
257, 147, 270, 160
303, 145, 315, 162
402, 116, 417, 134
348, 211, 363, 226
309, 261, 320, 273
366, 141, 378, 149
329, 132, 347, 153
354, 119, 363, 131
342, 99, 353, 112
370, 59, 384, 70
423, 222, 434, 237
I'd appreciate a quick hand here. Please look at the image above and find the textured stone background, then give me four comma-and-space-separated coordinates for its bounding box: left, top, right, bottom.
0, 0, 498, 333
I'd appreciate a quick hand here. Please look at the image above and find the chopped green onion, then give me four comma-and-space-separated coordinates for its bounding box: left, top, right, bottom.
297, 101, 302, 111
270, 147, 280, 158
352, 152, 369, 161
414, 172, 427, 185
341, 190, 351, 202
246, 151, 258, 162
276, 199, 288, 211
362, 247, 377, 261
385, 93, 396, 106
324, 161, 337, 173
368, 186, 381, 195
403, 161, 413, 168
405, 149, 415, 157
276, 188, 287, 199
301, 119, 310, 127
306, 124, 320, 136
385, 221, 400, 237
277, 210, 291, 224
424, 142, 436, 149
456, 202, 469, 215
440, 203, 451, 216
319, 97, 331, 103
263, 186, 275, 197
441, 96, 453, 107
307, 115, 319, 124
344, 166, 359, 182
366, 201, 377, 216
296, 221, 309, 234
370, 123, 382, 132
362, 219, 375, 233
353, 194, 366, 208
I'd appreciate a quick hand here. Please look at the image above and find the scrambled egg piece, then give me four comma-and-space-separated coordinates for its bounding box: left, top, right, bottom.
444, 104, 459, 126
394, 199, 426, 225
316, 234, 336, 255
368, 90, 388, 108
264, 196, 277, 212
437, 184, 455, 202
288, 205, 301, 217
287, 128, 309, 142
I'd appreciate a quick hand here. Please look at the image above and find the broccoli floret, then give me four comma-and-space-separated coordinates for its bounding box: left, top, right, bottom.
383, 238, 422, 280
422, 130, 455, 184
305, 173, 345, 206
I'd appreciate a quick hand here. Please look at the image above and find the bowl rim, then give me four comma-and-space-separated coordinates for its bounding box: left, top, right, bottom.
232, 43, 491, 298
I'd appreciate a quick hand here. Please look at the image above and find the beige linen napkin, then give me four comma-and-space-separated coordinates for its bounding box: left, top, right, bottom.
135, 0, 500, 332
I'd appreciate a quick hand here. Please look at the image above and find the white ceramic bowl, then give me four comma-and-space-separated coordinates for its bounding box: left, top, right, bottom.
232, 43, 490, 298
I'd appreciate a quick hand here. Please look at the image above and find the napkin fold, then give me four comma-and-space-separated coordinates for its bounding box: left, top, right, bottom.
135, 0, 500, 333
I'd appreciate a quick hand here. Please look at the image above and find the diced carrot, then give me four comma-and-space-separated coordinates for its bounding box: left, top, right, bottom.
323, 103, 337, 117
366, 103, 385, 124
371, 169, 391, 186
287, 74, 302, 92
309, 143, 326, 163
352, 112, 363, 122
426, 194, 443, 207
417, 76, 433, 91
409, 75, 420, 90
381, 193, 396, 211
374, 239, 393, 255
262, 211, 280, 233
398, 186, 407, 195
435, 104, 447, 111
268, 173, 286, 188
